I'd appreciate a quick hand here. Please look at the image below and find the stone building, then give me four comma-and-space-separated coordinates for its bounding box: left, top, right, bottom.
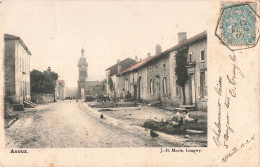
118, 56, 153, 101
85, 81, 103, 96
105, 58, 136, 97
4, 34, 32, 104
56, 80, 65, 100
117, 31, 207, 109
164, 31, 207, 108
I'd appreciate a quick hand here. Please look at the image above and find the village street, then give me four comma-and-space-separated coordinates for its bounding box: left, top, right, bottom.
5, 100, 205, 148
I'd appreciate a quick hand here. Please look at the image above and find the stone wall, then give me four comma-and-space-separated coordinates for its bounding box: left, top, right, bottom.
31, 93, 55, 104
4, 38, 31, 104
185, 38, 207, 109
146, 55, 172, 105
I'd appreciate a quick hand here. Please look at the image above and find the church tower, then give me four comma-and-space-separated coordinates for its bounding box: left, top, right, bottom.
77, 48, 88, 99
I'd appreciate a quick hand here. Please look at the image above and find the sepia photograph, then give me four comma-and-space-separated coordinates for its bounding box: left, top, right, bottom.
2, 0, 209, 148
1, 0, 260, 167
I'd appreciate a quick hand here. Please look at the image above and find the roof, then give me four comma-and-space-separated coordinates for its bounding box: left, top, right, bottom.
120, 31, 207, 75
106, 58, 136, 76
4, 34, 32, 55
119, 56, 153, 75
162, 30, 207, 54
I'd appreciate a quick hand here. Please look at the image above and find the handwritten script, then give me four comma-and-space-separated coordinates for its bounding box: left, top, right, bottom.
222, 134, 255, 163
213, 51, 245, 149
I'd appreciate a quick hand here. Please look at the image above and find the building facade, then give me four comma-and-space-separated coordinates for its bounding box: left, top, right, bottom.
56, 80, 66, 100
4, 34, 32, 104
106, 58, 136, 97
114, 31, 207, 109
85, 81, 103, 96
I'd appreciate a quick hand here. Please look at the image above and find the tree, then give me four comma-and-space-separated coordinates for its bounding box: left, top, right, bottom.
107, 76, 118, 102
30, 70, 58, 94
108, 76, 114, 92
174, 47, 189, 105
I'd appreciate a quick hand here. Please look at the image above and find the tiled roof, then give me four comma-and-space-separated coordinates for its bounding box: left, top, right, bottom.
106, 58, 136, 76
119, 31, 207, 75
4, 34, 32, 55
119, 56, 153, 75
161, 30, 207, 54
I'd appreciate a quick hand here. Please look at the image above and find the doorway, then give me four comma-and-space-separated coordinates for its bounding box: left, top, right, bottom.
138, 76, 141, 100
81, 88, 85, 99
189, 74, 195, 105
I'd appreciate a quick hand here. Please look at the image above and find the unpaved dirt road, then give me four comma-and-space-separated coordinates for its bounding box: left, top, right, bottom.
5, 100, 183, 148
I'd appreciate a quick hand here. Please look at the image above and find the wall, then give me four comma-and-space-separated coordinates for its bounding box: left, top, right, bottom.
4, 40, 16, 102
4, 39, 31, 104
185, 38, 207, 109
169, 50, 184, 106
15, 40, 31, 103
31, 93, 55, 104
146, 55, 171, 105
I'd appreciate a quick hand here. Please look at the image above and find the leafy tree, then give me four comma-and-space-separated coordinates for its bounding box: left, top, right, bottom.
30, 69, 58, 94
174, 47, 189, 104
108, 76, 114, 92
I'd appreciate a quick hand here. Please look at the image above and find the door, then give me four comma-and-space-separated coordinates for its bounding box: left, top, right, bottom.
133, 85, 137, 97
189, 74, 195, 105
156, 77, 160, 101
138, 76, 141, 100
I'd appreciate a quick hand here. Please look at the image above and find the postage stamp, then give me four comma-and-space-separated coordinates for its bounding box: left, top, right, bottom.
215, 2, 260, 51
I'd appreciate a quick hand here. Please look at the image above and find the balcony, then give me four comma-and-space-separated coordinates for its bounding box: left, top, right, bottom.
186, 61, 196, 68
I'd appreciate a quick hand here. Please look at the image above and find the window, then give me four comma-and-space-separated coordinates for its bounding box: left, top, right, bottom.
125, 80, 129, 92
155, 78, 159, 94
155, 65, 158, 70
163, 63, 166, 68
200, 72, 206, 97
188, 53, 192, 62
150, 79, 154, 95
163, 77, 167, 95
201, 50, 205, 61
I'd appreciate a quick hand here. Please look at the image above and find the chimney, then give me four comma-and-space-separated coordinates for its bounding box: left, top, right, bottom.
177, 32, 187, 43
117, 59, 120, 64
47, 67, 51, 72
147, 53, 151, 58
135, 55, 138, 62
47, 67, 51, 75
139, 58, 142, 61
117, 64, 122, 73
155, 44, 162, 55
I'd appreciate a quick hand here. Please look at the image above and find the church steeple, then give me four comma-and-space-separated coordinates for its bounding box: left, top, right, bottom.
78, 47, 88, 99
81, 48, 84, 57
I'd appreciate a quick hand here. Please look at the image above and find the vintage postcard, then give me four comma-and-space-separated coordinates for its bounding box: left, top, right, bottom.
0, 0, 259, 166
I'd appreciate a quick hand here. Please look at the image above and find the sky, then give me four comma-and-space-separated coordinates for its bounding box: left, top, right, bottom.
3, 0, 213, 88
